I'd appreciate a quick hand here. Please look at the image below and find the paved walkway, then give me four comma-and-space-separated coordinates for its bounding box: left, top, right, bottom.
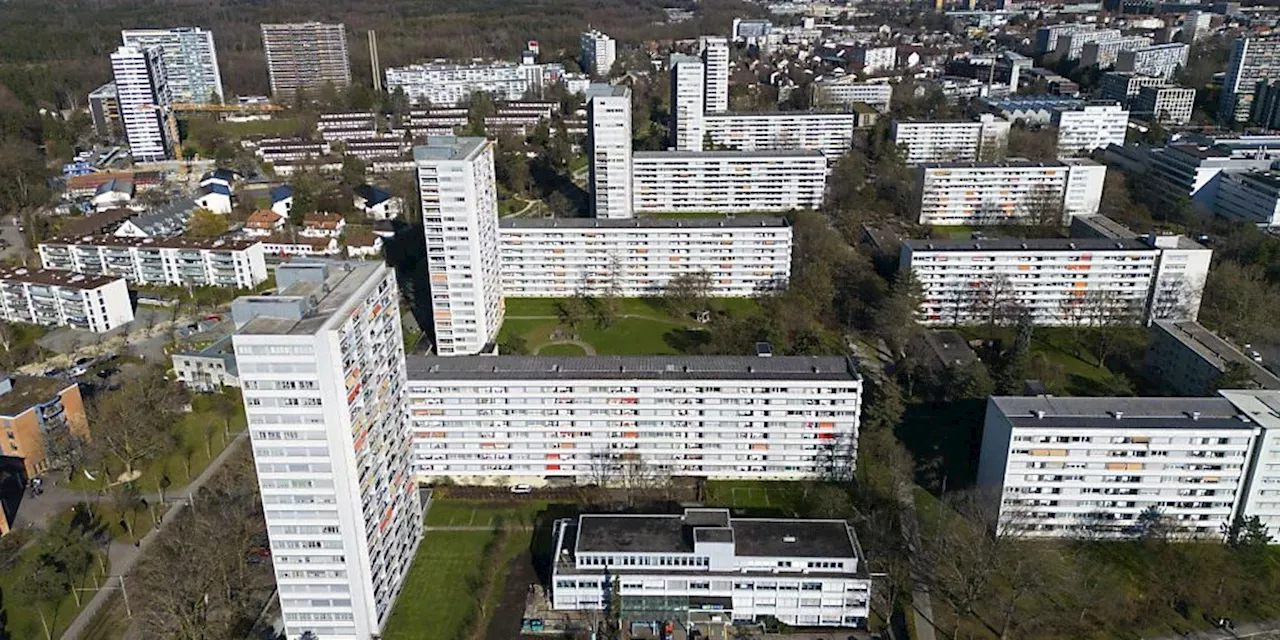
1146, 620, 1280, 639
60, 430, 249, 640
534, 340, 597, 355
896, 480, 938, 640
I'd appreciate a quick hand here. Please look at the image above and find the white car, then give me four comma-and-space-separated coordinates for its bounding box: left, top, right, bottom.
510, 484, 532, 494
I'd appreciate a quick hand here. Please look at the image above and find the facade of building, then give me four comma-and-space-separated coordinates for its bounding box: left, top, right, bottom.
891, 115, 1010, 165
405, 355, 863, 484
1220, 35, 1280, 124
121, 27, 224, 104
1099, 72, 1168, 104
261, 22, 352, 99
498, 216, 792, 297
700, 36, 730, 113
1115, 43, 1191, 81
1250, 80, 1280, 130
38, 236, 269, 289
586, 84, 633, 219
1036, 23, 1094, 53
1132, 86, 1195, 124
1053, 103, 1129, 156
853, 45, 896, 73
550, 509, 872, 628
384, 59, 564, 107
670, 54, 706, 152
1057, 29, 1122, 60
702, 111, 861, 157
631, 151, 826, 213
88, 82, 121, 140
233, 261, 423, 640
1214, 170, 1280, 227
1146, 320, 1280, 397
1218, 390, 1280, 542
0, 268, 133, 333
811, 77, 893, 110
0, 376, 88, 478
977, 395, 1264, 539
579, 30, 617, 77
414, 137, 504, 356
914, 159, 1106, 226
899, 234, 1211, 326
111, 45, 175, 162
1080, 36, 1153, 69
172, 335, 240, 392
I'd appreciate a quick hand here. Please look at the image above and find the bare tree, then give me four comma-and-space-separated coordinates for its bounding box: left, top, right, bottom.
968, 274, 1023, 333
663, 270, 713, 317
86, 367, 187, 480
1020, 183, 1066, 227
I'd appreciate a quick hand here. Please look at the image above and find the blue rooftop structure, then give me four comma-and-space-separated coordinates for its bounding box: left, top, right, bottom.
200, 182, 232, 197
270, 185, 293, 204
354, 184, 393, 207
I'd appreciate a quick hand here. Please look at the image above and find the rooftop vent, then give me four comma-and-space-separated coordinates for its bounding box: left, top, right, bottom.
1035, 410, 1046, 419
782, 535, 797, 543
1113, 411, 1124, 420
1191, 411, 1201, 420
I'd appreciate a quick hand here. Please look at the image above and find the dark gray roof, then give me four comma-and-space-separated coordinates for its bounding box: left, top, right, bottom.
499, 215, 787, 230
732, 519, 855, 558
405, 355, 859, 381
991, 396, 1255, 430
632, 150, 825, 159
577, 515, 691, 553
1153, 320, 1280, 390
904, 237, 1153, 252
573, 513, 858, 560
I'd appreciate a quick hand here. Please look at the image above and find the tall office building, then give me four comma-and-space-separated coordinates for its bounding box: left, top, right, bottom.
261, 22, 352, 99
110, 45, 175, 162
1220, 35, 1280, 124
700, 36, 730, 113
586, 83, 633, 219
670, 54, 706, 151
414, 137, 504, 356
579, 29, 617, 77
234, 261, 423, 640
121, 27, 224, 104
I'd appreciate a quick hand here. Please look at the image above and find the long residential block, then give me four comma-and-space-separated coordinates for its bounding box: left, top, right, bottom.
900, 234, 1210, 327
810, 77, 893, 110
405, 355, 863, 485
0, 267, 133, 332
1053, 103, 1129, 156
632, 151, 826, 213
892, 115, 1010, 165
1146, 319, 1280, 396
914, 159, 1106, 226
1115, 43, 1190, 81
39, 236, 269, 289
551, 508, 872, 628
497, 216, 792, 297
702, 111, 861, 157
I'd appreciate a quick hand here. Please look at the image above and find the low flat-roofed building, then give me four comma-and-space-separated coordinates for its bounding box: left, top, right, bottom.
171, 335, 239, 392
916, 330, 979, 369
0, 375, 88, 478
1146, 320, 1280, 396
551, 508, 872, 628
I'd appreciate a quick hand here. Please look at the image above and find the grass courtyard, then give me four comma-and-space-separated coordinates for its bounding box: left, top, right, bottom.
704, 480, 809, 512
499, 297, 759, 356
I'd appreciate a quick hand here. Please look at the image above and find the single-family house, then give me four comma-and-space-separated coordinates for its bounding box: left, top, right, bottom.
194, 182, 233, 214
244, 210, 285, 237
301, 212, 346, 238
269, 185, 294, 218
260, 233, 340, 257
353, 184, 403, 220
91, 178, 134, 209
344, 230, 383, 259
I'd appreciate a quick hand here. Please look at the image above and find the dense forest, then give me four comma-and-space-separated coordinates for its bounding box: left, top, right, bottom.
0, 0, 765, 108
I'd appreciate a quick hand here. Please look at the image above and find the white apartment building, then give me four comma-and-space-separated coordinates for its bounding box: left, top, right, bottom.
404, 355, 863, 484
671, 54, 706, 151
1099, 72, 1168, 104
579, 29, 617, 77
899, 233, 1211, 326
121, 27, 224, 104
632, 151, 826, 213
1220, 35, 1280, 124
1080, 36, 1152, 69
415, 137, 504, 356
702, 111, 860, 157
891, 115, 1010, 165
38, 236, 269, 289
1056, 29, 1122, 61
914, 159, 1106, 226
1214, 170, 1280, 227
384, 59, 564, 107
317, 112, 378, 142
853, 45, 896, 74
261, 22, 351, 99
550, 509, 872, 628
700, 36, 730, 113
1115, 43, 1190, 81
1052, 103, 1129, 156
810, 77, 892, 110
1132, 86, 1195, 124
498, 216, 792, 297
1036, 23, 1094, 54
1218, 390, 1280, 542
111, 45, 175, 163
977, 395, 1263, 539
586, 84, 633, 219
0, 268, 133, 333
233, 261, 423, 640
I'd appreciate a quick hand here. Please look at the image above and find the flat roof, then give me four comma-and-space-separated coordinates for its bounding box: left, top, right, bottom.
44, 234, 261, 251
1154, 320, 1280, 390
0, 376, 77, 418
919, 158, 1087, 169
904, 237, 1152, 252
238, 261, 384, 336
0, 267, 121, 290
499, 215, 788, 230
707, 110, 860, 118
586, 83, 629, 99
412, 136, 488, 162
992, 395, 1254, 430
406, 355, 859, 381
1072, 214, 1137, 239
633, 150, 825, 159
574, 512, 858, 559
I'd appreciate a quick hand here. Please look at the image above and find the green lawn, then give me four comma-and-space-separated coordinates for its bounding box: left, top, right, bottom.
0, 536, 109, 640
537, 343, 587, 355
705, 480, 808, 512
382, 531, 497, 640
423, 498, 547, 528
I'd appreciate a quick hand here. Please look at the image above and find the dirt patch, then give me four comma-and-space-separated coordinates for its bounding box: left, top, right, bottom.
487, 549, 538, 640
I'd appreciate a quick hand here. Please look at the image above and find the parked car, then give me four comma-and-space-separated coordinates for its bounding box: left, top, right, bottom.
69, 365, 89, 377
510, 484, 533, 494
